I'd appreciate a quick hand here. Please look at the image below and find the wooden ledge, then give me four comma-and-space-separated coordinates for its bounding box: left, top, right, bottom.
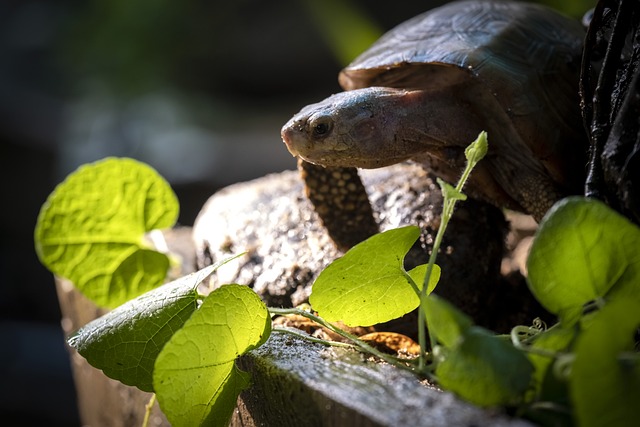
233, 333, 533, 427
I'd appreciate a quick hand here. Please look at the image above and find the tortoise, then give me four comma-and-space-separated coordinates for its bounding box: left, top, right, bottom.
281, 0, 588, 250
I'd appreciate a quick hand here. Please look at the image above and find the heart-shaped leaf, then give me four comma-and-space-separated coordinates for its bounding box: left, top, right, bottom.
67, 265, 220, 391
310, 226, 439, 326
35, 157, 179, 307
570, 298, 640, 427
154, 284, 271, 427
527, 197, 640, 320
423, 293, 473, 348
436, 327, 534, 407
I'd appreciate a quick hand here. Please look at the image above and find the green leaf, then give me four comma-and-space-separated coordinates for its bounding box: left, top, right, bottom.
154, 284, 271, 427
67, 265, 217, 392
409, 264, 434, 295
35, 157, 179, 307
309, 226, 440, 327
570, 298, 640, 427
526, 325, 576, 402
436, 327, 534, 407
437, 178, 466, 202
527, 197, 640, 320
423, 293, 472, 348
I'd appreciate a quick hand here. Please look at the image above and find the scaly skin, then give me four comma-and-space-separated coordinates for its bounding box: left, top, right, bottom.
298, 160, 378, 251
282, 85, 570, 243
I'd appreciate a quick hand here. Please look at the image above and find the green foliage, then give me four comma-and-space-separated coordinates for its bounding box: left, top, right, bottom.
35, 157, 179, 307
36, 136, 640, 426
521, 197, 640, 424
436, 326, 534, 407
414, 131, 489, 370
570, 298, 640, 427
462, 130, 488, 178
423, 293, 472, 349
36, 157, 270, 425
527, 197, 640, 323
426, 294, 533, 407
525, 324, 576, 403
67, 266, 212, 391
153, 284, 271, 427
310, 226, 438, 327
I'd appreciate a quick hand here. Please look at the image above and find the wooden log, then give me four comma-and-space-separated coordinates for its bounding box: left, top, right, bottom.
232, 333, 533, 427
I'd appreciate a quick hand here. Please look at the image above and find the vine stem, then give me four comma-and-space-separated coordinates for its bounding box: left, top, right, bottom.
510, 325, 562, 359
417, 131, 488, 371
272, 326, 355, 348
417, 213, 448, 372
269, 307, 423, 375
141, 393, 156, 427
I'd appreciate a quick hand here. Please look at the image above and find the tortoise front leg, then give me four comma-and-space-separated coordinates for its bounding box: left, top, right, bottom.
298, 159, 378, 251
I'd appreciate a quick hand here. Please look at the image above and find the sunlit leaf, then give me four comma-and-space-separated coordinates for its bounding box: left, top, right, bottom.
310, 226, 440, 326
570, 298, 640, 427
35, 157, 179, 307
154, 284, 271, 427
527, 197, 640, 320
67, 265, 220, 391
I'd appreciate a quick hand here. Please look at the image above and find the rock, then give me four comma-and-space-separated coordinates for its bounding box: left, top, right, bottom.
193, 163, 547, 334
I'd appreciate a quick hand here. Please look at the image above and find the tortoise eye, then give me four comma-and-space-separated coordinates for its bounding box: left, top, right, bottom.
310, 118, 332, 138
314, 123, 329, 136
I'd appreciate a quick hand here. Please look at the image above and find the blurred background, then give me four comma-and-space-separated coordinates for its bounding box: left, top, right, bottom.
0, 0, 593, 425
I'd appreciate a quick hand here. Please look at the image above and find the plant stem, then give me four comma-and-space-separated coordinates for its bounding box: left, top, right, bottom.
272, 326, 355, 348
402, 269, 421, 295
141, 393, 156, 427
417, 198, 452, 371
269, 307, 423, 375
417, 131, 488, 370
510, 323, 567, 359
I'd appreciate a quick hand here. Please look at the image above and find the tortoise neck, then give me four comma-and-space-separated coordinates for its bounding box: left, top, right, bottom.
386, 86, 485, 149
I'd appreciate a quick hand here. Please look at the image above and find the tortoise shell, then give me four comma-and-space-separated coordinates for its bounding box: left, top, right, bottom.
339, 0, 585, 190
282, 1, 589, 248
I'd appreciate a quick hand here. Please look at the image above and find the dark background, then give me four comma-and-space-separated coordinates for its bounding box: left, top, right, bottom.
0, 0, 593, 425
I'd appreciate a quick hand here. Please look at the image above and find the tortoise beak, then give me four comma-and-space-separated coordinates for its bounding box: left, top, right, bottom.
281, 119, 305, 157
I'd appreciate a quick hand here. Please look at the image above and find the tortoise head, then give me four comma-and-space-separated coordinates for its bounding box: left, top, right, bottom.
281, 87, 428, 169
